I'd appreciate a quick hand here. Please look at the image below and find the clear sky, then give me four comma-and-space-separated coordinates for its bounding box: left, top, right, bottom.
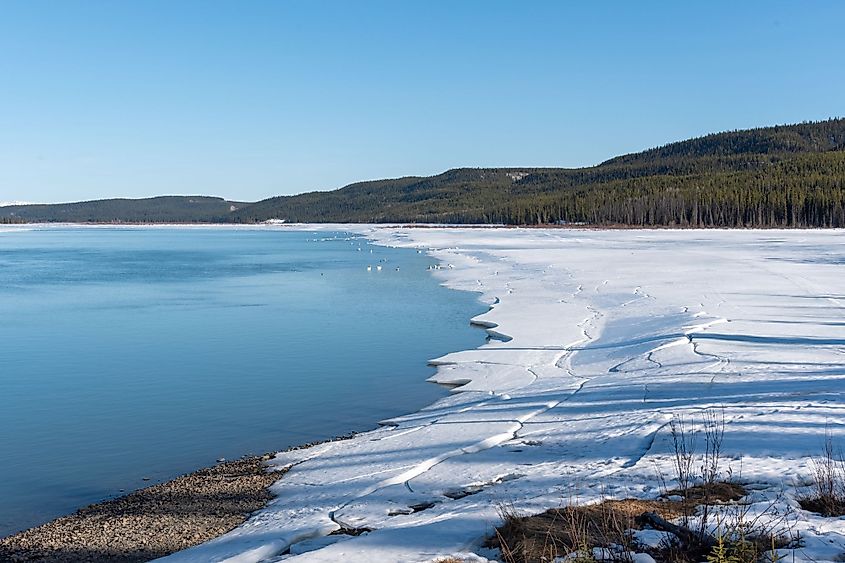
1, 1, 843, 203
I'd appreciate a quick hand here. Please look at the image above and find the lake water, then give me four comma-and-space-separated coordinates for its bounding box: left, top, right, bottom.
0, 226, 486, 537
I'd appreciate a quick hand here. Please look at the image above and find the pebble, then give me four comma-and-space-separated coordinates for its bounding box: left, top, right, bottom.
0, 458, 282, 563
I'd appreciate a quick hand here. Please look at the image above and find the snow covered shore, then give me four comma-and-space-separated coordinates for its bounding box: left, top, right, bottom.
161, 227, 845, 563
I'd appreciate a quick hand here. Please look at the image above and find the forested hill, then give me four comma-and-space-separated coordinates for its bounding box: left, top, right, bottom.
231, 118, 845, 227
603, 119, 845, 165
0, 196, 245, 224
4, 119, 845, 227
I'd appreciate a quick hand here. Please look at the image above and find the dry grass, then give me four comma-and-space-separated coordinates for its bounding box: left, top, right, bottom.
484, 481, 799, 563
487, 498, 685, 563
799, 433, 845, 517
485, 410, 793, 563
667, 482, 748, 504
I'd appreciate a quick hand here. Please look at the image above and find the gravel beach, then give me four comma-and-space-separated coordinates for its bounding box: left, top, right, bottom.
0, 457, 282, 563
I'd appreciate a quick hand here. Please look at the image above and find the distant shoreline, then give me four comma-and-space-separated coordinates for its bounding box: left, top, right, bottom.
2, 221, 843, 231
4, 120, 845, 229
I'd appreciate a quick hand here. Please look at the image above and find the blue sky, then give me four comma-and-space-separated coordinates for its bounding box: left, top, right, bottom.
1, 1, 843, 203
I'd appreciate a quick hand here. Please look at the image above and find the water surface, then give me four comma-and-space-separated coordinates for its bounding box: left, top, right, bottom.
0, 227, 486, 537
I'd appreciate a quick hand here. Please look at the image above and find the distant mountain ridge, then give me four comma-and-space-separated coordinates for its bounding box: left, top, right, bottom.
603, 119, 845, 165
3, 118, 844, 227
0, 196, 245, 224
0, 201, 37, 207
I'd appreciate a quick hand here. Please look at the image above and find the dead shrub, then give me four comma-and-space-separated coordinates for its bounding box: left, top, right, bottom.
799, 431, 845, 517
489, 499, 682, 563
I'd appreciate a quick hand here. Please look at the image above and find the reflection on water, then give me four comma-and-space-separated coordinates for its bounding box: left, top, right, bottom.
0, 227, 486, 537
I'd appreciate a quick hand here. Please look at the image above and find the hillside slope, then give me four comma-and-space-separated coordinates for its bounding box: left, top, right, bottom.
231, 118, 845, 227
4, 119, 844, 227
0, 196, 246, 224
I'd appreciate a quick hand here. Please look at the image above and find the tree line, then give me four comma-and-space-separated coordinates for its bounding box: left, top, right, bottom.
5, 118, 845, 228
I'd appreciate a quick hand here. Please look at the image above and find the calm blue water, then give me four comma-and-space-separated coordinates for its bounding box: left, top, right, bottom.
0, 227, 486, 537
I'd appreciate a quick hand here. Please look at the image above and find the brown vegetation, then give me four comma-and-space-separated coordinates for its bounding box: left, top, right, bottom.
490, 410, 799, 563
799, 433, 845, 517
488, 498, 684, 563
485, 481, 800, 563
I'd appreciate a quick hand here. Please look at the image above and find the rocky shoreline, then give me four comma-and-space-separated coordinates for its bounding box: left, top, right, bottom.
0, 456, 282, 563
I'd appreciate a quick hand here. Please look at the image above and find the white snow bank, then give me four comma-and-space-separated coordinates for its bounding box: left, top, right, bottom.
160, 228, 845, 563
